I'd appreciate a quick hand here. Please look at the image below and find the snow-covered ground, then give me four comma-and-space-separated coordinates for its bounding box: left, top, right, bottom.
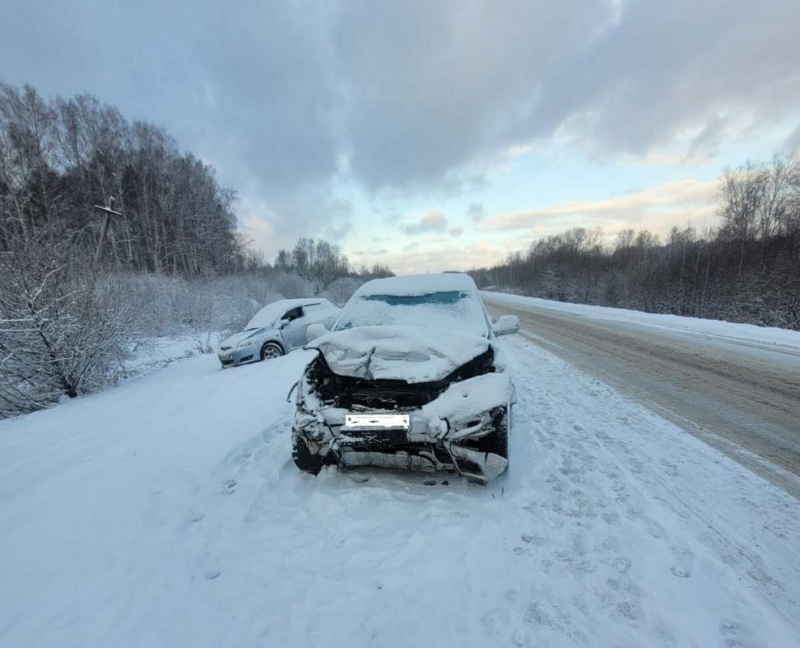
1, 320, 799, 647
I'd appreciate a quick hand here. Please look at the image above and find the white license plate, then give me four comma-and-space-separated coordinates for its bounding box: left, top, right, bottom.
344, 414, 410, 430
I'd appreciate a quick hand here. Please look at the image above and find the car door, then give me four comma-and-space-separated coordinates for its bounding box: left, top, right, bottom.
302, 300, 340, 330
280, 306, 307, 350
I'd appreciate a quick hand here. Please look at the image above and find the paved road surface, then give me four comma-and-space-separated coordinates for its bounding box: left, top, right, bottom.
484, 294, 800, 500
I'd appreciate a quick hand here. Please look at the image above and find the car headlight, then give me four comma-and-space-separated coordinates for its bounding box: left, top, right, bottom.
237, 339, 257, 349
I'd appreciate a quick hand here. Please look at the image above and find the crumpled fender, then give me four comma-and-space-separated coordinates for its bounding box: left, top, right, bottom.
421, 372, 514, 440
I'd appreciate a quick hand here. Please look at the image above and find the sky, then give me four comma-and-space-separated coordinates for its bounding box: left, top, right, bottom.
2, 0, 799, 275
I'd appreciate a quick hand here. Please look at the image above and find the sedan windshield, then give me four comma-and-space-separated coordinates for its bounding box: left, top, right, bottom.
335, 290, 489, 337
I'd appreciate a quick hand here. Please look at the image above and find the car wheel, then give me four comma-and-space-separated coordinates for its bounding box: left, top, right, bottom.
260, 341, 283, 361
292, 435, 334, 475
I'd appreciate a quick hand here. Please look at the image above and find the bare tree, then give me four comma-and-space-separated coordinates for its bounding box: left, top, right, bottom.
0, 234, 130, 417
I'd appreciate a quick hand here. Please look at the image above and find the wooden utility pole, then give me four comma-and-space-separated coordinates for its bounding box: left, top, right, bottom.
93, 198, 122, 269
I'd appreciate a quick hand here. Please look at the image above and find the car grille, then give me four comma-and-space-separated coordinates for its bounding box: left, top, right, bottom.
334, 385, 439, 410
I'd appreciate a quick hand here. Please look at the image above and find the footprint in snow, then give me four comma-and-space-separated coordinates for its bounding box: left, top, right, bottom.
669, 544, 694, 578
719, 619, 743, 647
628, 458, 644, 474
612, 557, 631, 574
645, 518, 666, 539
602, 512, 620, 525
521, 534, 546, 547
610, 481, 626, 493
660, 460, 679, 477
221, 479, 237, 495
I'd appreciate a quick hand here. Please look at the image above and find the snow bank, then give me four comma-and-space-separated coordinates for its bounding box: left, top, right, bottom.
483, 291, 800, 351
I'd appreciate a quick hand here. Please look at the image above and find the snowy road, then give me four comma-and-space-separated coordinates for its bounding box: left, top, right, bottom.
483, 292, 800, 500
2, 317, 800, 647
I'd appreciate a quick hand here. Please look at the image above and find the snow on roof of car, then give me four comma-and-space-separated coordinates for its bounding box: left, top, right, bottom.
335, 273, 489, 337
353, 273, 478, 298
245, 298, 331, 330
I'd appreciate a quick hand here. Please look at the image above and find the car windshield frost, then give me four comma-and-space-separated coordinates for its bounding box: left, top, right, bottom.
335, 290, 489, 336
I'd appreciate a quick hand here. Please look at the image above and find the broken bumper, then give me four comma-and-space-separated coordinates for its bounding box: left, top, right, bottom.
292, 372, 514, 482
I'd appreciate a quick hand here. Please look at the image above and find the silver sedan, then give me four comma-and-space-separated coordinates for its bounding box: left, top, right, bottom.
218, 298, 339, 368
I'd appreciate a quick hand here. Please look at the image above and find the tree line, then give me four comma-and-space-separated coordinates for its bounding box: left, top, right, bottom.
0, 83, 392, 417
470, 154, 800, 330
0, 83, 242, 274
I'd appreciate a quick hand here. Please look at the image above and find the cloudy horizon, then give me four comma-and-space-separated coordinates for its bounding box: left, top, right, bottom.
3, 0, 799, 274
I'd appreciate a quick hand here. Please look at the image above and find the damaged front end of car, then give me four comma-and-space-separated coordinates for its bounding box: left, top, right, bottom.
291, 346, 514, 483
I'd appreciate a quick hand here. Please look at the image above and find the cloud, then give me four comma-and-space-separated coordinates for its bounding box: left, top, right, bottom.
350, 239, 522, 276
334, 0, 800, 190
2, 0, 798, 252
403, 210, 449, 234
785, 126, 800, 153
482, 179, 719, 237
449, 226, 464, 237
467, 203, 486, 222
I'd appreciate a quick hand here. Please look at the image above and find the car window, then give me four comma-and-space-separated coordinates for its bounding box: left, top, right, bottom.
282, 306, 304, 322
363, 291, 467, 306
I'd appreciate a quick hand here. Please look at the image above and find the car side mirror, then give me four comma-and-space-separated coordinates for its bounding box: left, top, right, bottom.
279, 318, 291, 329
306, 322, 328, 343
492, 315, 519, 336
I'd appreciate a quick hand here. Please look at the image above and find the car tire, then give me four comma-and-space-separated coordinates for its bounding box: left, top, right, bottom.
292, 435, 334, 475
260, 341, 284, 361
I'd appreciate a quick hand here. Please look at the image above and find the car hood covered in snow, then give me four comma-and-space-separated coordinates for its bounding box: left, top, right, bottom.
307, 325, 491, 383
219, 328, 266, 349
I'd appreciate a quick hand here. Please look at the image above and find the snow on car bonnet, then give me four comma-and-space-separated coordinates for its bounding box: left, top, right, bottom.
308, 326, 490, 383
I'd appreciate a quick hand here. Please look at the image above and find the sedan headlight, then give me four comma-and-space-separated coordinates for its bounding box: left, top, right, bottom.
237, 339, 257, 349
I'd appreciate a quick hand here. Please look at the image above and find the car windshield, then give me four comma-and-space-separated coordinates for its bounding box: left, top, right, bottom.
335, 289, 489, 337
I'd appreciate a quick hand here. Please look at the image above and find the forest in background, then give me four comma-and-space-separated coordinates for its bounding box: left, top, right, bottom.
0, 84, 388, 417
470, 154, 800, 331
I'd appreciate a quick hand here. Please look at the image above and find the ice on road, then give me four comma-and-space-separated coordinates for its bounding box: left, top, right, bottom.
1, 329, 799, 646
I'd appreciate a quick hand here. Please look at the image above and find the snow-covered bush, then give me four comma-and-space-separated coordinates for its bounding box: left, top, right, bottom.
0, 243, 131, 417
0, 258, 327, 417
322, 276, 365, 306
271, 272, 316, 299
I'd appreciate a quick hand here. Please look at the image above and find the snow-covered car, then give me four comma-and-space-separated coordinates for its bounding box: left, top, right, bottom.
291, 274, 519, 483
218, 298, 339, 368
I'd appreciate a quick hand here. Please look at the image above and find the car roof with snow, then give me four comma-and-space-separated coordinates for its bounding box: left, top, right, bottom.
245, 298, 334, 330
353, 273, 479, 298
335, 273, 490, 337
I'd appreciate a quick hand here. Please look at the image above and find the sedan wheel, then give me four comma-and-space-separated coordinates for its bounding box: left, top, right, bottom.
260, 342, 283, 361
